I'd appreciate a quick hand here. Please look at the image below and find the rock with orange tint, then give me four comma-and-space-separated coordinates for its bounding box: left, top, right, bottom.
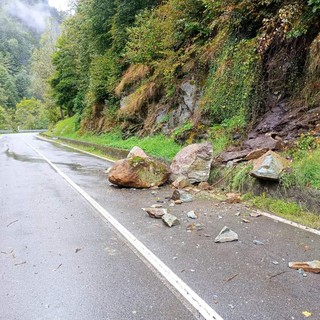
108, 156, 170, 188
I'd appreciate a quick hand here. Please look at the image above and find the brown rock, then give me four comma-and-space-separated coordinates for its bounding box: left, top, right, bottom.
289, 260, 320, 274
226, 193, 241, 204
108, 157, 170, 188
245, 148, 269, 161
244, 136, 283, 151
142, 207, 167, 218
170, 142, 213, 183
198, 182, 211, 190
219, 150, 250, 163
172, 176, 191, 189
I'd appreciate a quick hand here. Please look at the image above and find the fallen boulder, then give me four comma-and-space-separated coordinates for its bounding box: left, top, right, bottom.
250, 150, 290, 181
170, 142, 213, 183
108, 156, 170, 188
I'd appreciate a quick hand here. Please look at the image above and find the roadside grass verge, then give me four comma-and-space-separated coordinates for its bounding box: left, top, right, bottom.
48, 116, 182, 161
243, 193, 320, 230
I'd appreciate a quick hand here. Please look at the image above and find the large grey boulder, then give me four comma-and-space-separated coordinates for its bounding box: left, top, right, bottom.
170, 142, 213, 183
250, 150, 290, 181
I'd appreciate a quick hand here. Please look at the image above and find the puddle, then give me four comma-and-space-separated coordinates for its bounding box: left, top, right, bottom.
5, 149, 45, 163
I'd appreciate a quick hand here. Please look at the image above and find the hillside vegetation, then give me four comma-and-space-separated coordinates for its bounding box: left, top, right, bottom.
0, 0, 60, 130
50, 0, 320, 150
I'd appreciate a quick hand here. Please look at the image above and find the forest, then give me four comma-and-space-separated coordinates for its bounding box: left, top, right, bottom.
0, 0, 60, 130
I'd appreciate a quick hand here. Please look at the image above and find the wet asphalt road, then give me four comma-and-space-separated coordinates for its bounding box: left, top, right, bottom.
1, 133, 320, 320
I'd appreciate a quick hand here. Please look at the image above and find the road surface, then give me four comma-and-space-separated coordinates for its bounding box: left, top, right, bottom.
1, 133, 319, 320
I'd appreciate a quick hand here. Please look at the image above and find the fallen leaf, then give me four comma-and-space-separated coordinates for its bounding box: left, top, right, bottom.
302, 311, 312, 317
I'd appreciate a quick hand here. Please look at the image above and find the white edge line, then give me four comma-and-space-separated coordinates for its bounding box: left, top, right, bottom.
26, 141, 224, 320
252, 209, 320, 236
36, 134, 115, 163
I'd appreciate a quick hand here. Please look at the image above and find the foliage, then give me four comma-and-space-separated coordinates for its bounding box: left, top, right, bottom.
50, 117, 181, 161
15, 98, 48, 129
201, 38, 260, 124
281, 148, 320, 190
244, 192, 320, 229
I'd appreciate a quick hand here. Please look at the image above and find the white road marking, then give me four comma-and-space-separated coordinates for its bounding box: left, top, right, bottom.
26, 141, 224, 320
252, 209, 320, 236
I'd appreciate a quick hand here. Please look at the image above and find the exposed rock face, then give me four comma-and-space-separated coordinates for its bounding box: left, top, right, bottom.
108, 156, 170, 188
250, 150, 290, 181
170, 142, 213, 183
244, 135, 283, 151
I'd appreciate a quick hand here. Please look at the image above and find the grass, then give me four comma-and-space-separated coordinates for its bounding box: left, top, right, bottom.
243, 193, 320, 230
281, 149, 320, 190
48, 116, 182, 161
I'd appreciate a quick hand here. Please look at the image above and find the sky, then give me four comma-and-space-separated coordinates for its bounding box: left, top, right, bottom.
48, 0, 70, 11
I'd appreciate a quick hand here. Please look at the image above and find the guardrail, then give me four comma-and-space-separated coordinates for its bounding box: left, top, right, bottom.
0, 129, 47, 134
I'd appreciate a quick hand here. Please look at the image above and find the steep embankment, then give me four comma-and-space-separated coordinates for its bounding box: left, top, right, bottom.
51, 0, 320, 150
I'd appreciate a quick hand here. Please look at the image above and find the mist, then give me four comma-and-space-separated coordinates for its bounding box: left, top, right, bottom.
3, 0, 52, 33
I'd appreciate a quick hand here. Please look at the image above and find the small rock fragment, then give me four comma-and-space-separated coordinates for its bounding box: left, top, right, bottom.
198, 182, 211, 190
288, 260, 320, 273
174, 200, 183, 204
214, 226, 238, 243
187, 211, 197, 219
242, 218, 251, 223
226, 193, 241, 204
186, 223, 205, 231
272, 261, 279, 265
250, 212, 262, 218
235, 212, 241, 217
172, 189, 193, 203
150, 204, 163, 208
142, 208, 167, 219
162, 214, 180, 227
172, 176, 191, 189
253, 240, 264, 245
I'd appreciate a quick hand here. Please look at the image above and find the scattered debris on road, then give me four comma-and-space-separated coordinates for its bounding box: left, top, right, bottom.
250, 212, 262, 218
162, 213, 180, 227
143, 207, 167, 219
171, 189, 193, 203
186, 223, 205, 231
14, 261, 26, 266
289, 260, 320, 273
187, 210, 197, 219
253, 240, 264, 246
214, 226, 238, 243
